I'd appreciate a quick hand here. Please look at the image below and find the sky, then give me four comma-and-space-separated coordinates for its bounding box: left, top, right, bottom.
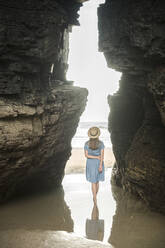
67, 0, 121, 122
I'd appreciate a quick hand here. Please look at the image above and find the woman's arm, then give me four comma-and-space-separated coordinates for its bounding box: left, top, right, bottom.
84, 150, 101, 160
98, 149, 104, 172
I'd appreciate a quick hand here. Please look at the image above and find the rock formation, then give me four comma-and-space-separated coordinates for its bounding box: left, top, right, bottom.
0, 0, 88, 201
98, 0, 165, 213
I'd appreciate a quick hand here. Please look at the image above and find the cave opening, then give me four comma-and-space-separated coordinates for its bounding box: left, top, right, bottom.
66, 0, 121, 173
67, 0, 121, 123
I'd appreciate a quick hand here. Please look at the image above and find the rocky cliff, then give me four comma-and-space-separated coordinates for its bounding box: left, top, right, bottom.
98, 0, 165, 213
0, 0, 88, 201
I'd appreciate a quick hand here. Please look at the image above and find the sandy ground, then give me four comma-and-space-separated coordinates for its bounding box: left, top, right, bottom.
65, 148, 115, 174
1, 170, 165, 247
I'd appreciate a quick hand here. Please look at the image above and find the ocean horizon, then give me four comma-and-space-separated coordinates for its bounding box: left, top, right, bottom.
71, 121, 112, 148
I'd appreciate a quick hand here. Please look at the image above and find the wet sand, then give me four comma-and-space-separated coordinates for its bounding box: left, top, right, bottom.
0, 230, 111, 248
0, 168, 165, 247
65, 148, 115, 174
63, 168, 116, 243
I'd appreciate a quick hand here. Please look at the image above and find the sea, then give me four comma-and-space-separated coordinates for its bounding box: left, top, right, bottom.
71, 122, 112, 148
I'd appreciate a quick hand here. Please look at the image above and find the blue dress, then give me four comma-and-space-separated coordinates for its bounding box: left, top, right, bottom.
84, 141, 105, 183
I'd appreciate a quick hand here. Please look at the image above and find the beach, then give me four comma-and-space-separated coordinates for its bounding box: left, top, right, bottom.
65, 122, 115, 174
65, 148, 115, 174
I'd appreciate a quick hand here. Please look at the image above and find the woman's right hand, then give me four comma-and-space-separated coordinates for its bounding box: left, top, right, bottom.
98, 165, 102, 173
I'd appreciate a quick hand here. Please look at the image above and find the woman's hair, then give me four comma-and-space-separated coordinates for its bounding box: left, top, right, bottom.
88, 138, 100, 150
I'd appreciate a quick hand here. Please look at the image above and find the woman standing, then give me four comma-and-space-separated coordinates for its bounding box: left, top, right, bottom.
84, 127, 105, 204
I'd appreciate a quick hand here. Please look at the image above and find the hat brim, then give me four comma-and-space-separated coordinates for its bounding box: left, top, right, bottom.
88, 128, 100, 139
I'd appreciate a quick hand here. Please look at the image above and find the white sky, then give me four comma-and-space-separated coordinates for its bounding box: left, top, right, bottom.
67, 0, 121, 122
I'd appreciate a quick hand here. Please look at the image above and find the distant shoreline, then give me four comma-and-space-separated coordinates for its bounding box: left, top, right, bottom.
65, 147, 115, 174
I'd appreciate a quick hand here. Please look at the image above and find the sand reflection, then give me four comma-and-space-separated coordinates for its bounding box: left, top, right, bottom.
86, 204, 104, 242
1, 170, 165, 248
109, 183, 165, 248
0, 187, 73, 232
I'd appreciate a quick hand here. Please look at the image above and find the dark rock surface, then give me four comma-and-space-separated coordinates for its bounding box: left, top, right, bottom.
0, 0, 88, 201
98, 0, 165, 213
98, 0, 165, 73
0, 85, 87, 201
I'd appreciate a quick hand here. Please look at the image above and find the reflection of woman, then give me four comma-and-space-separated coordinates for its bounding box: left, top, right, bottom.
84, 127, 105, 204
86, 204, 104, 241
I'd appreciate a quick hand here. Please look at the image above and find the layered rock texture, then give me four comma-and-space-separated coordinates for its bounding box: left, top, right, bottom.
98, 0, 165, 213
0, 0, 87, 201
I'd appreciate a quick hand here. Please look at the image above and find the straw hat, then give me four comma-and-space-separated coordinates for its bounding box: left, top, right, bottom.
88, 127, 100, 139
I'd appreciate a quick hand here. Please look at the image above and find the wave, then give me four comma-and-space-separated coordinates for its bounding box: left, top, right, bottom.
79, 122, 108, 129
72, 122, 111, 148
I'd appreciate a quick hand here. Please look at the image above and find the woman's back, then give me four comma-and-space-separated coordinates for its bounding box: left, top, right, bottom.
84, 140, 104, 156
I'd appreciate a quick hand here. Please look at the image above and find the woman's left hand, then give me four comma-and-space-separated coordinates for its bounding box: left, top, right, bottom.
98, 166, 102, 173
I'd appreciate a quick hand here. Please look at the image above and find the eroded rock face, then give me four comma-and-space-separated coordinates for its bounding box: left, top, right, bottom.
98, 0, 165, 213
0, 85, 87, 201
0, 0, 88, 201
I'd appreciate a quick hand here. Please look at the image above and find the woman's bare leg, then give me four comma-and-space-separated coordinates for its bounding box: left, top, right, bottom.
96, 182, 99, 194
91, 183, 97, 204
91, 203, 99, 220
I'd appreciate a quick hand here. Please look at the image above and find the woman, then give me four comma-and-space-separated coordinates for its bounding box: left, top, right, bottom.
84, 127, 105, 204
